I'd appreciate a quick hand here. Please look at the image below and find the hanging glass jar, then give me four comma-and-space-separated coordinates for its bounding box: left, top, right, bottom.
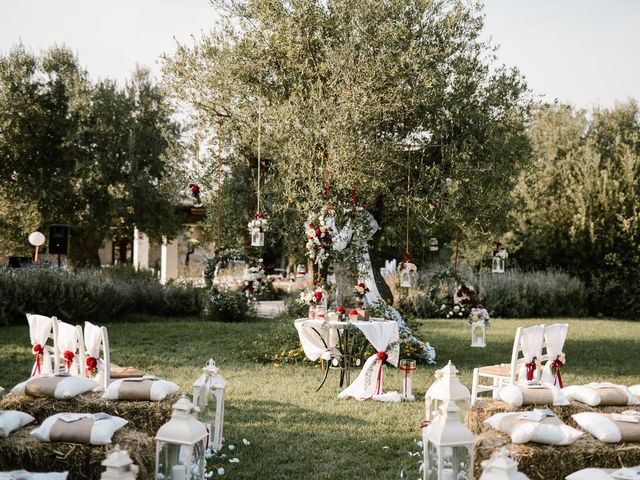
429, 238, 439, 252
491, 242, 508, 274
248, 214, 268, 247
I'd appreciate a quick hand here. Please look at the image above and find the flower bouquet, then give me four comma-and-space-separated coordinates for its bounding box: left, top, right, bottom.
467, 307, 490, 327
248, 213, 269, 234
304, 209, 334, 265
298, 286, 328, 318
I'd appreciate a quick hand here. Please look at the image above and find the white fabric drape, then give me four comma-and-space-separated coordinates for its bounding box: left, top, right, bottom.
84, 322, 106, 388
57, 321, 80, 375
541, 323, 569, 385
294, 319, 341, 361
28, 315, 54, 375
517, 325, 545, 383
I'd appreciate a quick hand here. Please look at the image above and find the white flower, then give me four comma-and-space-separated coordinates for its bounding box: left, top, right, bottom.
242, 438, 250, 446
205, 449, 213, 459
229, 458, 240, 464
206, 471, 214, 478
217, 467, 225, 476
228, 444, 235, 451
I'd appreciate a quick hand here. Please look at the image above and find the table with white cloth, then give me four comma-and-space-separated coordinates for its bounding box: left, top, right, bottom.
294, 318, 400, 399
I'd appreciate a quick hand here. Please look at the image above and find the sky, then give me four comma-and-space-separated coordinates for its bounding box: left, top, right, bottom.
1, 0, 639, 109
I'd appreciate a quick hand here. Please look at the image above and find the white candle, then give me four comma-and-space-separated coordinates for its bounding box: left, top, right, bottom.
441, 468, 455, 480
172, 464, 187, 480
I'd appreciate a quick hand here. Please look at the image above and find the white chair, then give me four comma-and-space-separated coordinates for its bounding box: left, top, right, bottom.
81, 321, 111, 392
471, 324, 546, 404
26, 314, 59, 376
56, 321, 85, 376
540, 323, 569, 387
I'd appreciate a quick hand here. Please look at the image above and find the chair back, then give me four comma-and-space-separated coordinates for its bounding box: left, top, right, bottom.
56, 321, 85, 376
83, 321, 111, 391
541, 323, 569, 385
508, 324, 545, 383
26, 313, 59, 376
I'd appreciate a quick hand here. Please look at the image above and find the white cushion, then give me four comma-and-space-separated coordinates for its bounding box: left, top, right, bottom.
11, 375, 98, 400
0, 472, 68, 480
565, 468, 613, 480
101, 376, 179, 401
572, 412, 622, 443
0, 411, 35, 438
498, 384, 570, 407
31, 413, 127, 446
562, 383, 639, 406
485, 412, 582, 445
630, 385, 640, 397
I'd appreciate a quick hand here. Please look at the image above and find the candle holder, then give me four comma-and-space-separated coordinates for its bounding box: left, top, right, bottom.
399, 359, 416, 401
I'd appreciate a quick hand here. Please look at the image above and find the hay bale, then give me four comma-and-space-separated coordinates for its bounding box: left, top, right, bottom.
0, 392, 180, 437
470, 399, 639, 434
0, 427, 155, 480
472, 399, 640, 480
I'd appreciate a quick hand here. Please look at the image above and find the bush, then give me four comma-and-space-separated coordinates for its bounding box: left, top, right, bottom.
205, 285, 252, 322
395, 268, 587, 318
0, 266, 205, 326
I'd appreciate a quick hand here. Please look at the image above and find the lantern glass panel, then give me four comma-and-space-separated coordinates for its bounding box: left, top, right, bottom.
157, 443, 192, 480
492, 257, 504, 273
194, 385, 216, 445
427, 398, 469, 425
400, 271, 411, 288
251, 231, 265, 247
450, 446, 472, 480
426, 442, 439, 480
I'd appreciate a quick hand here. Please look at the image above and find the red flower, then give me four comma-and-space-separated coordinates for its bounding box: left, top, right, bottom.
336, 306, 346, 314
313, 291, 323, 303
376, 351, 388, 362
86, 356, 98, 373
33, 344, 44, 355
315, 228, 321, 238
349, 309, 358, 315
256, 213, 265, 219
63, 350, 74, 362
188, 183, 200, 194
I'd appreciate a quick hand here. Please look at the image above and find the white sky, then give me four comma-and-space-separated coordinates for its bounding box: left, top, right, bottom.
1, 0, 639, 109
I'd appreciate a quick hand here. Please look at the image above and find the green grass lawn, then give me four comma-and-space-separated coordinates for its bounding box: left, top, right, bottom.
1, 317, 639, 479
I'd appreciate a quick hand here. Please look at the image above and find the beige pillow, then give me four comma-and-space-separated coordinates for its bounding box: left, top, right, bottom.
573, 412, 640, 443
563, 383, 639, 406
101, 376, 179, 401
485, 412, 582, 445
31, 413, 127, 445
11, 375, 98, 400
498, 384, 569, 407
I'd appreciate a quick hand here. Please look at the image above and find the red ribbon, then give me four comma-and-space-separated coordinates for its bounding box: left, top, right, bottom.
399, 252, 413, 271
551, 357, 564, 388
86, 356, 98, 377
32, 344, 44, 376
374, 352, 388, 395
525, 356, 538, 381
63, 350, 75, 372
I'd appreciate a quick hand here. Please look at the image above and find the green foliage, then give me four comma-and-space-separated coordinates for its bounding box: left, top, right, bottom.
205, 285, 251, 322
396, 269, 587, 319
0, 45, 182, 264
513, 102, 640, 317
0, 267, 204, 325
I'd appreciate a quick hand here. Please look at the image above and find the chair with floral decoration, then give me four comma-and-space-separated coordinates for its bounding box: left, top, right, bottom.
56, 320, 85, 377
26, 313, 59, 376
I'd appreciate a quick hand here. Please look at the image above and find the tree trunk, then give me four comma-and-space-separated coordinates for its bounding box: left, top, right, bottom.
334, 262, 357, 308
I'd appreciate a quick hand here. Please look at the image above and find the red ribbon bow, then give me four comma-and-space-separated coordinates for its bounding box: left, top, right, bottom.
525, 356, 538, 381
63, 350, 75, 372
399, 252, 413, 271
374, 351, 388, 395
32, 344, 44, 375
551, 357, 564, 388
86, 356, 98, 377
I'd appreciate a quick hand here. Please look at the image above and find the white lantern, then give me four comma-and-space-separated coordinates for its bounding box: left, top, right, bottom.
429, 238, 439, 252
423, 401, 475, 480
491, 244, 507, 274
479, 448, 530, 480
400, 270, 412, 288
250, 231, 265, 247
425, 361, 471, 425
470, 321, 486, 348
155, 396, 208, 480
192, 359, 226, 452
101, 445, 139, 480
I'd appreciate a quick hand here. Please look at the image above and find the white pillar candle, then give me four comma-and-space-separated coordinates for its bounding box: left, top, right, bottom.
441, 467, 455, 480
172, 464, 187, 480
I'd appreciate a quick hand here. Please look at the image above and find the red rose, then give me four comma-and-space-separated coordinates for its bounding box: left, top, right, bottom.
376, 351, 388, 362
314, 291, 323, 303
315, 228, 321, 238
63, 350, 75, 362
336, 306, 346, 314
189, 183, 200, 194
86, 356, 98, 372
32, 344, 44, 355
349, 309, 358, 315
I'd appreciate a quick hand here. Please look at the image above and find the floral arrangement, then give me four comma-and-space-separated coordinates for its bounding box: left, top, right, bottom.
441, 283, 485, 319
242, 259, 268, 300
493, 242, 508, 259
353, 281, 369, 299
304, 207, 334, 265
467, 307, 490, 326
248, 213, 269, 234
398, 253, 417, 273
298, 287, 326, 306
331, 205, 379, 278
335, 305, 347, 321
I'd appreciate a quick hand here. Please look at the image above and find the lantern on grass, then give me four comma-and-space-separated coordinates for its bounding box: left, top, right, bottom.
425, 361, 470, 425
192, 359, 226, 452
470, 321, 486, 348
422, 401, 475, 480
479, 448, 530, 480
491, 242, 507, 274
429, 238, 439, 252
155, 396, 207, 480
101, 445, 138, 480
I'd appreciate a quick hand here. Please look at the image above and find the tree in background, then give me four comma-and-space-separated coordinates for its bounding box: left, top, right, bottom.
0, 45, 182, 265
513, 102, 640, 317
162, 0, 531, 283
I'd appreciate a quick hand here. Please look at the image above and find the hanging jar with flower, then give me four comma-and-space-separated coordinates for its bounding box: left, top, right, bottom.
248, 214, 268, 247
491, 242, 508, 274
352, 281, 370, 320
398, 253, 417, 288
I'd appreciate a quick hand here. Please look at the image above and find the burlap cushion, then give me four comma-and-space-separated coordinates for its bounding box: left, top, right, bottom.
101, 377, 179, 401
563, 384, 639, 406
109, 365, 144, 379
30, 413, 127, 445
11, 375, 97, 400
498, 384, 569, 406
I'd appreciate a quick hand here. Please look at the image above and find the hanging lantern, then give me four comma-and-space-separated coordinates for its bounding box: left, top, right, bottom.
155, 396, 208, 480
479, 448, 530, 480
399, 359, 416, 401
398, 254, 417, 288
429, 238, 439, 252
101, 445, 139, 480
491, 242, 507, 274
425, 361, 471, 425
422, 400, 475, 480
248, 214, 267, 247
192, 359, 226, 453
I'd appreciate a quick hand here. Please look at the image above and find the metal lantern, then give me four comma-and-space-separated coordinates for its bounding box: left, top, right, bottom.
192, 359, 226, 453
429, 238, 439, 252
479, 448, 530, 480
423, 401, 475, 480
101, 445, 139, 480
250, 231, 265, 247
399, 359, 416, 401
470, 321, 486, 348
400, 270, 412, 288
491, 243, 507, 274
155, 396, 208, 480
425, 361, 471, 425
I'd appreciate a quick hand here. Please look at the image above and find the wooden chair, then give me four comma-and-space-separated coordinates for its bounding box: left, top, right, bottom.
26, 313, 59, 376
56, 320, 85, 376
81, 321, 111, 391
541, 323, 569, 387
471, 324, 546, 404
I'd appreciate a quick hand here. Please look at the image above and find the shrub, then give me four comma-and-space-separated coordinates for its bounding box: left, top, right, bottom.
205, 285, 251, 322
